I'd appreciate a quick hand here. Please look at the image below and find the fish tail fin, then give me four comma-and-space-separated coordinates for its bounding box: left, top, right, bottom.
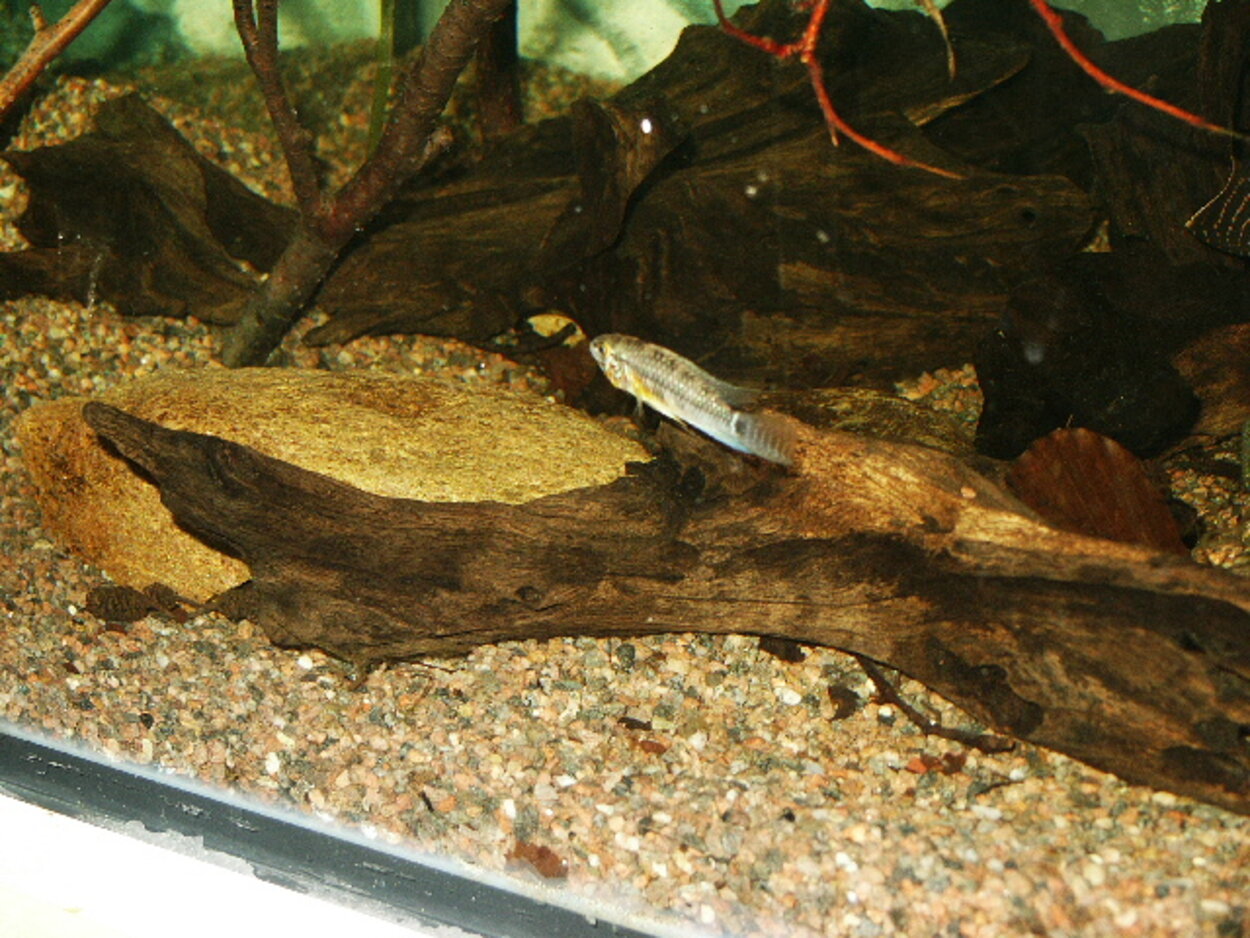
732, 410, 797, 466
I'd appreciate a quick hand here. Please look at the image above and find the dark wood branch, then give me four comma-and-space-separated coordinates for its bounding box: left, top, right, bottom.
221, 0, 513, 367
231, 0, 323, 215
474, 0, 522, 141
81, 401, 1250, 816
0, 0, 117, 125
329, 0, 512, 241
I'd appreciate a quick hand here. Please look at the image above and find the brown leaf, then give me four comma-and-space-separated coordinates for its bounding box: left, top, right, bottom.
506, 840, 568, 879
636, 738, 669, 756
1007, 427, 1188, 555
904, 754, 939, 774
904, 751, 966, 775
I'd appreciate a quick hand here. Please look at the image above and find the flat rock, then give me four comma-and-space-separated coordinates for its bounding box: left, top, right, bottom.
16, 367, 647, 601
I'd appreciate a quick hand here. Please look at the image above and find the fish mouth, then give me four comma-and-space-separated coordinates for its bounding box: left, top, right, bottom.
588, 335, 608, 365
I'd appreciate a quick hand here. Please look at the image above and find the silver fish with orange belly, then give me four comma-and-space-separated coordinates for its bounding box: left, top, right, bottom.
589, 333, 796, 466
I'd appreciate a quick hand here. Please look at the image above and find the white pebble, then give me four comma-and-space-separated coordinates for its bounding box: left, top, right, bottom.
1082, 859, 1106, 887
834, 851, 859, 872
533, 781, 557, 802
775, 686, 802, 706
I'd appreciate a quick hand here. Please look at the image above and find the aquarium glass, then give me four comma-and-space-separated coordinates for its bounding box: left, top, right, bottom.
2, 2, 1249, 937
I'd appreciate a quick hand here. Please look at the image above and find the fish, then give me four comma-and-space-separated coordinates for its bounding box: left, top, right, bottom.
1187, 160, 1250, 257
588, 333, 795, 466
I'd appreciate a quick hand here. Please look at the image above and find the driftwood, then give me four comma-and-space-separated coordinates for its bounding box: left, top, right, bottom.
5, 0, 1246, 411
0, 0, 1092, 388
306, 0, 1097, 388
83, 401, 1250, 816
0, 94, 295, 318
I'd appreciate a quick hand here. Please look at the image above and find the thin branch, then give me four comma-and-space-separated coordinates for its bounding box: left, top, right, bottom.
231, 0, 324, 216
854, 654, 1015, 754
221, 0, 513, 366
0, 0, 117, 126
914, 0, 955, 79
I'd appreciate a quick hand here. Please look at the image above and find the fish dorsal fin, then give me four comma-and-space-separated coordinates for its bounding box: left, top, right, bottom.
708, 376, 759, 408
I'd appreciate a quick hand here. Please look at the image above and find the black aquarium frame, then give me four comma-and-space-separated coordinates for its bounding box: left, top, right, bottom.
0, 725, 661, 938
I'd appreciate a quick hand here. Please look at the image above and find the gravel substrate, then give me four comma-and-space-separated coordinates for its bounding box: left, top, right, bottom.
2, 61, 1250, 938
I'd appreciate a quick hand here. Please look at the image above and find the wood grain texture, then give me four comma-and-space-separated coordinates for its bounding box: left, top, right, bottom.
83, 401, 1250, 815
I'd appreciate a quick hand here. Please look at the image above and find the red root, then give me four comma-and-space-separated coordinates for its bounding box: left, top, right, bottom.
712, 0, 962, 178
713, 0, 1245, 179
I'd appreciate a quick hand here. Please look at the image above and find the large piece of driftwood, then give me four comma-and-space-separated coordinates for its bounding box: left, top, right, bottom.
83, 402, 1250, 815
305, 0, 1095, 387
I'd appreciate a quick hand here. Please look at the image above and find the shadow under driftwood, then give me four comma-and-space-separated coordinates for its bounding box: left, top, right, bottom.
82, 401, 1250, 817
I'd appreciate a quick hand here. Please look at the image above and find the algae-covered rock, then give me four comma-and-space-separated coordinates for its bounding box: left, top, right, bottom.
16, 367, 647, 601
